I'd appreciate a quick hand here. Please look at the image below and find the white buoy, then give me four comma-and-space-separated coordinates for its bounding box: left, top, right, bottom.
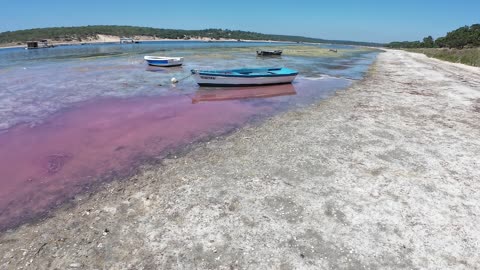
171, 77, 178, 84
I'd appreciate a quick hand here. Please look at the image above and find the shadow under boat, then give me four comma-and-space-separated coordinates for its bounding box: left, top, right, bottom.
145, 65, 183, 72
191, 83, 297, 104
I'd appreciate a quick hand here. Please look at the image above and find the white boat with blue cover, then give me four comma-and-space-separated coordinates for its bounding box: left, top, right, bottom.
144, 56, 183, 67
191, 67, 298, 86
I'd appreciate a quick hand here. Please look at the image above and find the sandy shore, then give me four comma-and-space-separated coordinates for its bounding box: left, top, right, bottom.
1, 50, 480, 269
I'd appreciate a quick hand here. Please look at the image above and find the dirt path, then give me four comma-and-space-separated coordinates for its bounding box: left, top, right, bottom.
1, 50, 480, 270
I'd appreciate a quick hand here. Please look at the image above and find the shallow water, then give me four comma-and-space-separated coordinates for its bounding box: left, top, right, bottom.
0, 41, 377, 230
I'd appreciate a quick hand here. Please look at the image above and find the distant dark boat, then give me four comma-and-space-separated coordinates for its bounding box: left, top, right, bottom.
256, 50, 283, 56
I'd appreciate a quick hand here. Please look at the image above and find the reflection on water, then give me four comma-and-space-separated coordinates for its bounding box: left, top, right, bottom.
0, 41, 378, 230
191, 84, 297, 104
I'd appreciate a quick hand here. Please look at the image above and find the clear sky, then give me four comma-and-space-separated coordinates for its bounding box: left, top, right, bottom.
1, 0, 478, 43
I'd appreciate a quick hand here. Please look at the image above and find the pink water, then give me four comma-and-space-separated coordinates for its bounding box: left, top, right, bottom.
0, 83, 313, 230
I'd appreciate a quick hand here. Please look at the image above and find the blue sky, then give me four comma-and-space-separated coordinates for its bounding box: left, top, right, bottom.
1, 0, 478, 43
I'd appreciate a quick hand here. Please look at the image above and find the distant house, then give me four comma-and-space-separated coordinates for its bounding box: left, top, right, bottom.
26, 41, 39, 49
26, 40, 55, 49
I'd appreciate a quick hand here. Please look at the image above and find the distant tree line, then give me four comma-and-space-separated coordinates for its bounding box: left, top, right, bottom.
0, 25, 384, 47
388, 24, 480, 49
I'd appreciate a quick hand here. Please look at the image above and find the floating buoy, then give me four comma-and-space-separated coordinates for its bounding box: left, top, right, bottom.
171, 77, 178, 83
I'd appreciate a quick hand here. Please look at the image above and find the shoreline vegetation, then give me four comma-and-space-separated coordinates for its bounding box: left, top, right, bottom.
407, 48, 480, 67
387, 24, 480, 67
0, 25, 384, 48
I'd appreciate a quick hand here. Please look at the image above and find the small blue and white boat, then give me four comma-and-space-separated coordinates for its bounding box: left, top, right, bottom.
191, 67, 298, 86
144, 56, 183, 67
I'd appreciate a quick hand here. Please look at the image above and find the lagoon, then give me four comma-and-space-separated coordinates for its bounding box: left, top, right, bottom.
0, 41, 377, 230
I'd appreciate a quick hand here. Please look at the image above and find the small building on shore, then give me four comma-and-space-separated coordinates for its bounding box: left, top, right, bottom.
25, 40, 55, 49
26, 41, 39, 49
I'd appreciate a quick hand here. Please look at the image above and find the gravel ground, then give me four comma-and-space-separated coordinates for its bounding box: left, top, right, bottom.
1, 49, 480, 270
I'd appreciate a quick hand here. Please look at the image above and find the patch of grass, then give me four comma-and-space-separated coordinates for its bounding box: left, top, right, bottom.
408, 48, 480, 67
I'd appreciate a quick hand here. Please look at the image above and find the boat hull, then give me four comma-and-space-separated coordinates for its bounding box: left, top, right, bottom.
144, 56, 183, 67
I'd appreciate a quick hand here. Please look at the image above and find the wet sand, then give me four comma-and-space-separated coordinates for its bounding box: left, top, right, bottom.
1, 49, 480, 269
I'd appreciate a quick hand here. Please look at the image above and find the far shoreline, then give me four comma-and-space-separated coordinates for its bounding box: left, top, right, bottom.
0, 36, 296, 50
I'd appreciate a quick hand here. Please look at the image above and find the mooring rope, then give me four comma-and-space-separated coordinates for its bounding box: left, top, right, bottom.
158, 72, 193, 86
172, 72, 194, 83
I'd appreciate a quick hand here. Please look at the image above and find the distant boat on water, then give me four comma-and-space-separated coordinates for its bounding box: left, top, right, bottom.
144, 56, 184, 67
191, 67, 298, 86
256, 50, 283, 56
120, 37, 134, 44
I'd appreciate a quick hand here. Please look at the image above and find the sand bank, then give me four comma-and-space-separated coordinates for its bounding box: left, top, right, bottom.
1, 50, 479, 269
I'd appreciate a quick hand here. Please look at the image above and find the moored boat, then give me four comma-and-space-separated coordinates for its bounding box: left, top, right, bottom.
144, 56, 183, 67
191, 67, 298, 86
256, 50, 283, 56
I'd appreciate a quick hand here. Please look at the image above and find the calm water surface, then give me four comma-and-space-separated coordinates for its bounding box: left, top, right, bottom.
0, 41, 378, 230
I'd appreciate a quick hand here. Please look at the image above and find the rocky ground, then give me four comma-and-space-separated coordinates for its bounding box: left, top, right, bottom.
1, 50, 480, 269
